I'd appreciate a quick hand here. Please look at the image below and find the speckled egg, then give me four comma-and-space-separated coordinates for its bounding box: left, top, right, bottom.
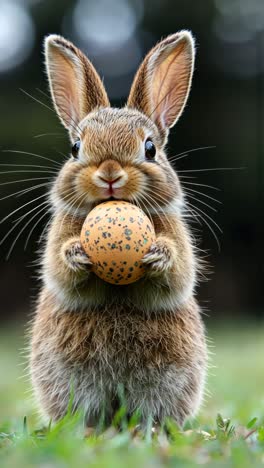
80, 200, 156, 285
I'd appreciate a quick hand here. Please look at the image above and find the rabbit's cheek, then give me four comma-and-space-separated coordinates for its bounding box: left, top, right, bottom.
122, 168, 146, 196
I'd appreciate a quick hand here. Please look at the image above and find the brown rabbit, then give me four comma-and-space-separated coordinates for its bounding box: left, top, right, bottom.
30, 31, 207, 430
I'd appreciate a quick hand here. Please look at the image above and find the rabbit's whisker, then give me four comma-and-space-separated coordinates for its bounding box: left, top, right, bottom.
24, 209, 50, 250
0, 192, 49, 225
0, 200, 50, 248
0, 177, 52, 187
141, 184, 175, 217
39, 216, 53, 244
168, 145, 216, 163
177, 167, 244, 174
0, 170, 57, 175
2, 149, 62, 168
20, 88, 82, 139
180, 181, 220, 191
182, 186, 221, 204
132, 192, 154, 228
0, 182, 52, 202
142, 184, 220, 242
71, 193, 88, 227
57, 191, 85, 234
0, 164, 58, 171
156, 179, 221, 206
36, 88, 83, 138
140, 190, 175, 233
183, 192, 217, 212
186, 201, 221, 251
34, 132, 64, 139
143, 184, 180, 213
143, 183, 221, 244
186, 201, 222, 233
6, 203, 50, 259
53, 150, 69, 164
183, 203, 202, 226
139, 192, 163, 227
176, 175, 197, 179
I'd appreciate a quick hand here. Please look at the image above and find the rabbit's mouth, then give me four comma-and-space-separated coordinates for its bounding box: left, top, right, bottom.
96, 195, 130, 204
93, 193, 139, 209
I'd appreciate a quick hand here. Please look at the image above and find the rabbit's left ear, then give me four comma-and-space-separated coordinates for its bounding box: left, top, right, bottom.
127, 31, 195, 139
45, 35, 110, 139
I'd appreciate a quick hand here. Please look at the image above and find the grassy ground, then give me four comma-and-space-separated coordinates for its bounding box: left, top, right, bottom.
0, 321, 263, 467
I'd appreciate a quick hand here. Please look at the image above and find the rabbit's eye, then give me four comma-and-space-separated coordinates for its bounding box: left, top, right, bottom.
145, 138, 156, 160
71, 140, 80, 158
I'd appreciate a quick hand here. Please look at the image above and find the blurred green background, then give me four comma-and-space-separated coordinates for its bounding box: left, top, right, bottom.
0, 0, 263, 442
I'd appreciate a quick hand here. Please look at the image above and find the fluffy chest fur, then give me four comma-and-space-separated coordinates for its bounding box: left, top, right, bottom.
30, 291, 206, 425
32, 291, 205, 373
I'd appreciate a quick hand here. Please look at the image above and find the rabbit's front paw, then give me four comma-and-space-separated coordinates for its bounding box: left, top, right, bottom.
61, 238, 92, 273
142, 237, 174, 276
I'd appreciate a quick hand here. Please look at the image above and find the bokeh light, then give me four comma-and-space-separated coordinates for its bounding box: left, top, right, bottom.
73, 0, 143, 47
62, 0, 144, 98
0, 1, 35, 73
215, 0, 264, 35
212, 0, 264, 77
16, 0, 44, 5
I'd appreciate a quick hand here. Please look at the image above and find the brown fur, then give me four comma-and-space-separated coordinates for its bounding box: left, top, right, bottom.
30, 31, 207, 429
32, 294, 205, 370
31, 291, 206, 425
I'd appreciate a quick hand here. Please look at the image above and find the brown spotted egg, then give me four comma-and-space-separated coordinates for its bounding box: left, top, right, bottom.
80, 201, 156, 285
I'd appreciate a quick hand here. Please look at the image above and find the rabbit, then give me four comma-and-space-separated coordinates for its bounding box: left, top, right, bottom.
30, 30, 207, 431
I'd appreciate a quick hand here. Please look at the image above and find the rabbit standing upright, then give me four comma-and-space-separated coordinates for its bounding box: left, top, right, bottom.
30, 30, 207, 429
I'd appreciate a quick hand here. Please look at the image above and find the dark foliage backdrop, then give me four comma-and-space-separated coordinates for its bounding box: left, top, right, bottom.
0, 0, 262, 322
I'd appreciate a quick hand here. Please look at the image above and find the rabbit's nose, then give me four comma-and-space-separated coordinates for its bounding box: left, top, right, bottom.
93, 160, 128, 189
98, 175, 122, 185
93, 168, 128, 190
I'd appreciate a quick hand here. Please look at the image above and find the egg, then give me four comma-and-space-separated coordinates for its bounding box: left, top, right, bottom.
80, 200, 156, 285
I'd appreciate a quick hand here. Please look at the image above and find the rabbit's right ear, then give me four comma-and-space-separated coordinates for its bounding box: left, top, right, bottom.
127, 31, 195, 141
45, 35, 110, 139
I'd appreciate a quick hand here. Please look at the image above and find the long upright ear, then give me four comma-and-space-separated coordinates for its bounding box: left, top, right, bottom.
127, 31, 195, 139
45, 35, 110, 139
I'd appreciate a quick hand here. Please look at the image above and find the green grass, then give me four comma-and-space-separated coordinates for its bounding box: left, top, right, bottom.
0, 322, 264, 467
